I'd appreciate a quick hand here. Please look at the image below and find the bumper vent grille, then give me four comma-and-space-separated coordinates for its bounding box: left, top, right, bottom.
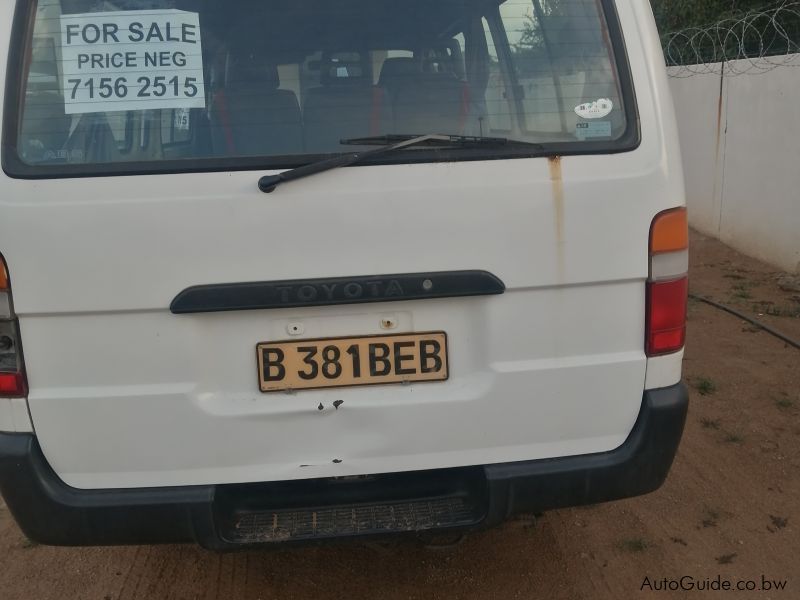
225, 497, 478, 544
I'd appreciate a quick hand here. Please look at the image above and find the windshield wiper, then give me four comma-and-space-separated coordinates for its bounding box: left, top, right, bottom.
340, 133, 545, 148
257, 134, 544, 193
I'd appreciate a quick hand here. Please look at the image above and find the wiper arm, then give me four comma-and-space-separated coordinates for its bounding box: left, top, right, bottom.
258, 134, 442, 193
257, 134, 544, 193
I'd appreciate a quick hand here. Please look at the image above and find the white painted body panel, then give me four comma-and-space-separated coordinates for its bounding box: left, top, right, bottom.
0, 398, 32, 432
0, 0, 685, 488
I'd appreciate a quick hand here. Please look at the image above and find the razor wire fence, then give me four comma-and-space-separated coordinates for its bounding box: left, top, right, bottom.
662, 0, 800, 76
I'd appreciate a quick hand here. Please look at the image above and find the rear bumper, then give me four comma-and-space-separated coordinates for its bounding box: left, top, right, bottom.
0, 383, 687, 548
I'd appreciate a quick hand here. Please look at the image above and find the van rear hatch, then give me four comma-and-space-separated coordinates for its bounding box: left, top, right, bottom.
1, 0, 681, 489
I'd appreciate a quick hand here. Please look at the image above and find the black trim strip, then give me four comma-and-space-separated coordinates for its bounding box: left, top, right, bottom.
170, 270, 505, 314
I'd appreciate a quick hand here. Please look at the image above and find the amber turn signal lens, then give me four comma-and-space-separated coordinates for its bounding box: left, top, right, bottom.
650, 207, 688, 255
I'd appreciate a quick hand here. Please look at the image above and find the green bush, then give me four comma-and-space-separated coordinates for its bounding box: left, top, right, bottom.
651, 0, 788, 33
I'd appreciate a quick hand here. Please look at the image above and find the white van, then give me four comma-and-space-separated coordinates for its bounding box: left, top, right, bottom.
0, 0, 688, 548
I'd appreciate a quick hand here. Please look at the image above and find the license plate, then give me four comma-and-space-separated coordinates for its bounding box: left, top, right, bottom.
256, 332, 448, 392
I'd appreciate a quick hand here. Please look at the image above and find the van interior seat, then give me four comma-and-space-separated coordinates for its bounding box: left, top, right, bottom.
211, 58, 302, 157
303, 56, 392, 153
377, 57, 420, 98
379, 57, 471, 136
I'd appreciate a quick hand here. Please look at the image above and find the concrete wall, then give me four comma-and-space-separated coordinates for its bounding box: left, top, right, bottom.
668, 57, 800, 274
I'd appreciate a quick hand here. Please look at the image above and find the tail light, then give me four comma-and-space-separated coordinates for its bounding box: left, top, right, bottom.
646, 208, 688, 356
0, 255, 27, 397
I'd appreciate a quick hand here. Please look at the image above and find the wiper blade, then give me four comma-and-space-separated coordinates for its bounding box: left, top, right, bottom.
340, 133, 544, 148
257, 134, 544, 193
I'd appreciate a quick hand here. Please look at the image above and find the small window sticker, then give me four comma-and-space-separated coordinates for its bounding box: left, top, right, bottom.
174, 107, 191, 131
574, 98, 613, 119
59, 10, 206, 115
42, 149, 85, 162
576, 121, 612, 140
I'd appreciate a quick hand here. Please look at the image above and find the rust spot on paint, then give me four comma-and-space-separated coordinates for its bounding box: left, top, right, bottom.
548, 156, 566, 279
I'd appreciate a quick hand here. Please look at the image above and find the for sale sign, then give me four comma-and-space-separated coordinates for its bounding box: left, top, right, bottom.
60, 10, 206, 114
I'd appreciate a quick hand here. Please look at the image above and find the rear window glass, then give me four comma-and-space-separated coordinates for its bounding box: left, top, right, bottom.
4, 0, 636, 177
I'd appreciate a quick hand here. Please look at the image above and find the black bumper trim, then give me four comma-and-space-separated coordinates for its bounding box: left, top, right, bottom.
484, 382, 689, 521
0, 383, 687, 547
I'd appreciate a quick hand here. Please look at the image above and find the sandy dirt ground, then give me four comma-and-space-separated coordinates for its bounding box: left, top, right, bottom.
1, 230, 798, 600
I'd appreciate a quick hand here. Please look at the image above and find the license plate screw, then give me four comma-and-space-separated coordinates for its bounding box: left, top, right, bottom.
380, 317, 398, 330
287, 323, 304, 335
422, 279, 434, 291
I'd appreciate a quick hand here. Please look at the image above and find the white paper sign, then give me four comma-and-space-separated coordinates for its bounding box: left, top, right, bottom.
60, 10, 206, 114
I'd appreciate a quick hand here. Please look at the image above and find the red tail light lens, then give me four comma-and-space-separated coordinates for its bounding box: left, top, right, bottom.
0, 254, 27, 397
0, 372, 27, 397
646, 277, 688, 356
